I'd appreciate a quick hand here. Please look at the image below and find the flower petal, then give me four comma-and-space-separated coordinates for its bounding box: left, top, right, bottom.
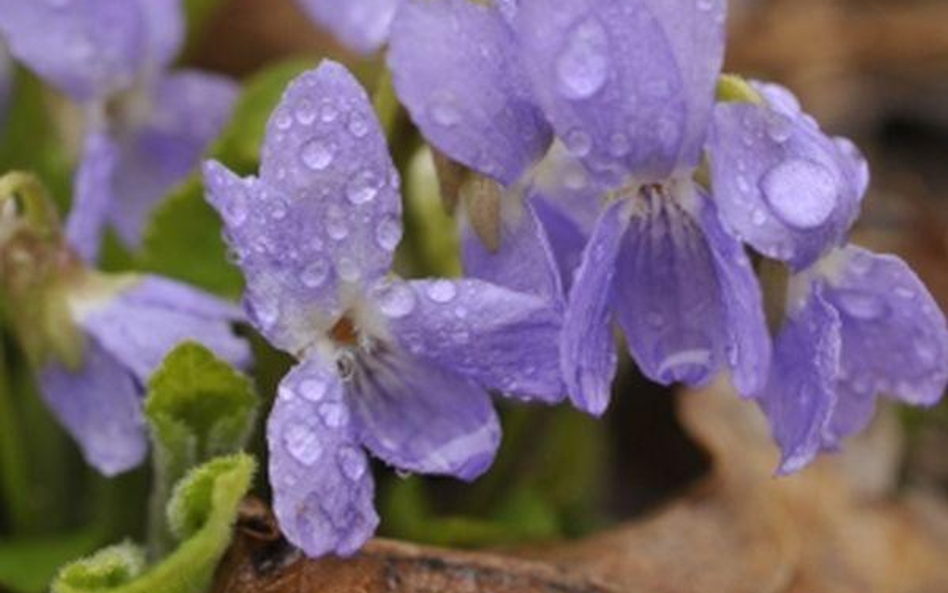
295, 0, 400, 54
350, 345, 500, 480
76, 275, 250, 383
821, 247, 948, 431
0, 0, 145, 101
381, 278, 564, 402
709, 82, 864, 270
758, 283, 841, 474
515, 0, 726, 180
388, 0, 552, 185
461, 196, 564, 307
268, 355, 377, 557
259, 61, 401, 285
133, 0, 184, 69
109, 71, 238, 249
38, 337, 146, 476
561, 200, 629, 415
614, 188, 735, 389
695, 194, 772, 396
66, 133, 118, 262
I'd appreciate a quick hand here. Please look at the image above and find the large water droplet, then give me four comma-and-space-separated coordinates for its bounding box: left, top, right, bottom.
327, 218, 349, 240
346, 170, 380, 205
556, 17, 609, 100
284, 422, 322, 466
294, 99, 317, 125
835, 289, 888, 320
426, 280, 458, 303
318, 401, 350, 428
761, 158, 837, 229
300, 139, 334, 171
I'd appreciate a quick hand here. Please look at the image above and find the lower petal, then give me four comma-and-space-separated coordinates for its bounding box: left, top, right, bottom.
38, 337, 146, 476
561, 200, 629, 415
350, 345, 500, 481
758, 284, 842, 474
268, 356, 377, 558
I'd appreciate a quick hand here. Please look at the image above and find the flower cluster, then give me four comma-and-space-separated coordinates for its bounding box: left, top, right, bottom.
0, 0, 944, 565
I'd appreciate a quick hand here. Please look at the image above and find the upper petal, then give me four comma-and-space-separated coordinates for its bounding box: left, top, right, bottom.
709, 82, 866, 270
515, 0, 726, 180
66, 133, 118, 262
268, 355, 378, 557
758, 283, 841, 474
295, 0, 401, 55
560, 199, 629, 415
381, 278, 564, 403
133, 0, 184, 69
109, 71, 238, 249
38, 336, 146, 476
350, 344, 500, 480
388, 0, 552, 185
75, 275, 250, 383
0, 0, 145, 101
821, 246, 948, 413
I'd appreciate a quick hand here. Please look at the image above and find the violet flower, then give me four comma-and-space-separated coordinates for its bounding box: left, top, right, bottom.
0, 175, 250, 477
0, 0, 238, 261
203, 61, 563, 557
760, 246, 948, 474
294, 0, 403, 55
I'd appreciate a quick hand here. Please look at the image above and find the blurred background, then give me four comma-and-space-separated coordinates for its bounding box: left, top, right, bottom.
1, 1, 947, 591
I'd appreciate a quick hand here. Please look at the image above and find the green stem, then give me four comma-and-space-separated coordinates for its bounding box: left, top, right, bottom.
0, 329, 37, 533
372, 69, 401, 143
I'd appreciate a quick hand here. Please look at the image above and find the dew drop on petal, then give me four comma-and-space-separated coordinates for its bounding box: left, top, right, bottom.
301, 260, 330, 288
300, 139, 334, 171
337, 446, 367, 481
565, 129, 592, 157
426, 280, 458, 303
375, 215, 402, 252
761, 158, 838, 229
294, 99, 317, 125
430, 93, 461, 127
318, 402, 350, 428
556, 17, 609, 100
299, 378, 328, 402
378, 282, 416, 318
834, 289, 889, 320
346, 170, 380, 205
320, 102, 339, 123
284, 422, 322, 466
348, 112, 369, 138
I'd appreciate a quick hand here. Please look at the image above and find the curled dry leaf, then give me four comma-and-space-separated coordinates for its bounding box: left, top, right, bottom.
213, 382, 948, 593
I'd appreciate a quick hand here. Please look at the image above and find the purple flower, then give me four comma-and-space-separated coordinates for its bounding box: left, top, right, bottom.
203, 61, 563, 557
39, 276, 251, 476
294, 0, 402, 55
759, 246, 948, 474
0, 0, 238, 261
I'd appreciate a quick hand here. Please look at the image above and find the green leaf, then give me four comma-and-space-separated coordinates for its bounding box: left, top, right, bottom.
143, 343, 258, 556
51, 454, 256, 593
139, 58, 317, 297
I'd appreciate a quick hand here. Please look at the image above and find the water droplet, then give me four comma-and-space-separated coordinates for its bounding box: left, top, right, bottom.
301, 260, 329, 288
608, 132, 629, 157
835, 290, 888, 320
375, 216, 402, 251
337, 446, 367, 481
299, 378, 328, 402
270, 197, 287, 219
251, 299, 279, 330
320, 102, 339, 123
377, 282, 416, 318
318, 402, 350, 428
765, 112, 793, 143
336, 258, 361, 282
556, 17, 609, 100
761, 158, 837, 229
696, 0, 715, 11
274, 110, 292, 130
751, 208, 767, 226
284, 422, 322, 466
348, 112, 369, 137
654, 332, 714, 385
430, 94, 461, 126
294, 99, 317, 125
346, 170, 380, 205
327, 218, 349, 240
300, 139, 334, 171
426, 280, 458, 303
565, 129, 592, 157
223, 196, 247, 226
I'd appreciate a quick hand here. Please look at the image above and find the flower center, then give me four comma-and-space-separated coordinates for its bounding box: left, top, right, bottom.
330, 316, 359, 347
